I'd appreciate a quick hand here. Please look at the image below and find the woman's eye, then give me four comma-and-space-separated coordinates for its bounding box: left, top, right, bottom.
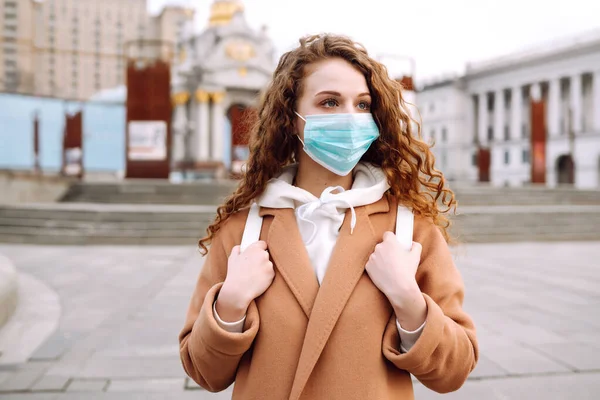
322, 99, 338, 108
357, 102, 371, 110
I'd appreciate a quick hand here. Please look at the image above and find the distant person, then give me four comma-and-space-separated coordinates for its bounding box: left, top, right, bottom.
179, 33, 478, 399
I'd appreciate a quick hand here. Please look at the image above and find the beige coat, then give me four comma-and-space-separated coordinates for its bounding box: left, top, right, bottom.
179, 195, 478, 399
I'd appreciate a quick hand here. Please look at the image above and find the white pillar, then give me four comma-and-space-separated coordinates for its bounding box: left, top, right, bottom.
210, 91, 225, 161
511, 85, 522, 141
477, 93, 487, 146
530, 83, 541, 102
548, 78, 561, 137
171, 102, 188, 163
466, 94, 476, 144
494, 89, 504, 141
593, 70, 600, 132
195, 89, 210, 161
570, 74, 582, 133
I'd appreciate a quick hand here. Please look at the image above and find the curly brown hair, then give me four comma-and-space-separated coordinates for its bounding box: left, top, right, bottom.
198, 33, 456, 255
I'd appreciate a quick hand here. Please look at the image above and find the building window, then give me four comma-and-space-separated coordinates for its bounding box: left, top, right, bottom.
5, 1, 17, 9
521, 124, 528, 138
504, 150, 510, 165
441, 127, 447, 142
504, 125, 510, 141
430, 129, 436, 143
4, 12, 17, 20
522, 149, 530, 164
487, 126, 494, 141
472, 152, 478, 166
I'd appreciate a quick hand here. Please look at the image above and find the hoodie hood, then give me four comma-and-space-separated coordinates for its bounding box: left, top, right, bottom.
256, 162, 390, 210
255, 162, 390, 284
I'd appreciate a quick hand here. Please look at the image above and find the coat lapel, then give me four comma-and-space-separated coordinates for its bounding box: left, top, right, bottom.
289, 197, 389, 400
262, 207, 320, 319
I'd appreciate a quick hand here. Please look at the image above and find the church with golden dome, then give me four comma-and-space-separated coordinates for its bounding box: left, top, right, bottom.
171, 0, 275, 178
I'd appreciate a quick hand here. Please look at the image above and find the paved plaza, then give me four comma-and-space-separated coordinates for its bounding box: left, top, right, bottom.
0, 241, 598, 399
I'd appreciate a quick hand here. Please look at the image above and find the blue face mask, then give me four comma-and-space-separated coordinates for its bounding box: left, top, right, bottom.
295, 112, 380, 176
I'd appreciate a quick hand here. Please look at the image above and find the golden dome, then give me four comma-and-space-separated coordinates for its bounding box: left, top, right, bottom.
209, 0, 244, 26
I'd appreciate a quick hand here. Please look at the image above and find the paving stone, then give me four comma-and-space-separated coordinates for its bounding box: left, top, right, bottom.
76, 356, 184, 379
185, 377, 203, 390
106, 378, 185, 392
484, 344, 571, 375
488, 372, 600, 400
468, 355, 508, 379
0, 371, 13, 385
30, 375, 70, 392
414, 379, 498, 399
66, 379, 109, 392
535, 343, 600, 371
0, 362, 51, 392
30, 331, 83, 361
0, 395, 58, 400
499, 320, 567, 345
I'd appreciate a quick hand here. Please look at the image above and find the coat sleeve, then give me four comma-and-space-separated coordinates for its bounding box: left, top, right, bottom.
382, 217, 479, 393
178, 227, 259, 392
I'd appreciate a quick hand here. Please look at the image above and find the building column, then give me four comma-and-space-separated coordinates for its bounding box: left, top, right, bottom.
593, 70, 600, 132
195, 89, 210, 161
171, 92, 189, 164
467, 95, 477, 145
547, 78, 561, 137
477, 93, 488, 146
210, 91, 226, 161
570, 74, 582, 134
494, 89, 504, 142
511, 85, 522, 141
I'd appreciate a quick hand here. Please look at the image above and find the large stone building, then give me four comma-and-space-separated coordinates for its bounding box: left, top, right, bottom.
419, 31, 600, 189
0, 0, 191, 100
170, 0, 275, 178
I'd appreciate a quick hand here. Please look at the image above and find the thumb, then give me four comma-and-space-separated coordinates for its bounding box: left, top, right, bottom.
231, 245, 241, 256
410, 241, 422, 256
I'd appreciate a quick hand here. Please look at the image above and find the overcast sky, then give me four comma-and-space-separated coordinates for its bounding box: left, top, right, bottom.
148, 0, 600, 82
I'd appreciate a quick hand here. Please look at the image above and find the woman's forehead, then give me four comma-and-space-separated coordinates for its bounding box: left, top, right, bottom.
303, 58, 369, 95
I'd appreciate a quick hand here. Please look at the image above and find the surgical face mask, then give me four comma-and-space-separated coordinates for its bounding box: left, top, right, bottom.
295, 112, 380, 176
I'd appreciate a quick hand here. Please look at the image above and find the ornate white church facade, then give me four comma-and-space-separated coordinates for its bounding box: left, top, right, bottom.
170, 0, 275, 178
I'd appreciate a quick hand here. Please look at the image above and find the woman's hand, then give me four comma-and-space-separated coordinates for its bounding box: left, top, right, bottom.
365, 232, 427, 331
216, 241, 275, 322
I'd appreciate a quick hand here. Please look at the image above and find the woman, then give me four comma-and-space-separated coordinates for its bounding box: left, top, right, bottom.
179, 34, 478, 400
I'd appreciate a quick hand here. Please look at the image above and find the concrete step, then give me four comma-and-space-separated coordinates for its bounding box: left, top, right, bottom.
60, 181, 238, 205
59, 181, 600, 206
1, 203, 599, 245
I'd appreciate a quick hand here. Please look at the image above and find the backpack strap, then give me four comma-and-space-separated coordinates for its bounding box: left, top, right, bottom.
395, 206, 414, 251
240, 203, 413, 253
240, 202, 264, 252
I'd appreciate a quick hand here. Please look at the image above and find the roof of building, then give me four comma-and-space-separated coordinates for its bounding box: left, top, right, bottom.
465, 28, 600, 77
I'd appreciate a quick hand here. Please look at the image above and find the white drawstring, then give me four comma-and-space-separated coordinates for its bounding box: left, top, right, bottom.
295, 186, 357, 244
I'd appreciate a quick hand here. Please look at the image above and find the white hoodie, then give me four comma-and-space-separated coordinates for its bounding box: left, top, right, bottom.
256, 162, 390, 283
213, 162, 424, 352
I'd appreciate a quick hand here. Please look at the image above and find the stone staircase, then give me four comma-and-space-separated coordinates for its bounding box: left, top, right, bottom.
0, 201, 599, 245
59, 181, 600, 206
0, 180, 598, 245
